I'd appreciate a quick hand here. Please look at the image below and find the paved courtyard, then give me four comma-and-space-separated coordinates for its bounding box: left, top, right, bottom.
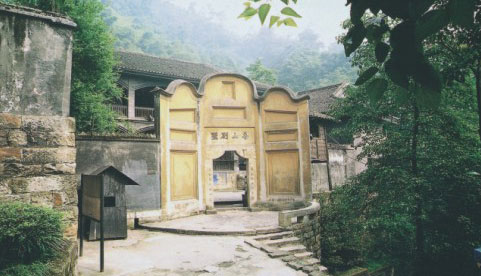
142, 210, 279, 234
78, 229, 306, 276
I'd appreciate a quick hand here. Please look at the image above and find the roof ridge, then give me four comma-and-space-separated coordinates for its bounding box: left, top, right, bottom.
298, 83, 344, 94
115, 50, 220, 71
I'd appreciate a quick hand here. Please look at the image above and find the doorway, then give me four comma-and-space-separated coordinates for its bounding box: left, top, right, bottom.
212, 151, 248, 208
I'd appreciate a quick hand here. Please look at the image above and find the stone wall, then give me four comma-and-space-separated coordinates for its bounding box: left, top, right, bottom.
76, 137, 161, 211
0, 113, 78, 238
0, 4, 76, 116
290, 215, 321, 259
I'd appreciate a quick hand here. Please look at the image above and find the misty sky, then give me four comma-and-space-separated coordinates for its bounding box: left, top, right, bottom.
167, 0, 349, 49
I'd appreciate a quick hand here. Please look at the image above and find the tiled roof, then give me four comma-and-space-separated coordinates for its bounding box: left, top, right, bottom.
298, 83, 348, 119
115, 51, 271, 91
115, 51, 221, 81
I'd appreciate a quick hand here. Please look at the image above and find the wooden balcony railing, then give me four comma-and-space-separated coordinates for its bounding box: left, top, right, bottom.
135, 106, 154, 119
111, 105, 154, 120
111, 104, 128, 117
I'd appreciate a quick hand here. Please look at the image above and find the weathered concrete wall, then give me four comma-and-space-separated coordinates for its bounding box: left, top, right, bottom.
76, 137, 161, 211
0, 113, 78, 238
0, 4, 75, 116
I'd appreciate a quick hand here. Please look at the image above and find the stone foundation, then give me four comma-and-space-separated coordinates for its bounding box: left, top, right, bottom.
290, 216, 321, 259
0, 113, 78, 239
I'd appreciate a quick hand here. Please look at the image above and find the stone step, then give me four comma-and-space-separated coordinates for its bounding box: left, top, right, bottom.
294, 251, 313, 259
254, 231, 294, 241
300, 257, 320, 266
264, 236, 300, 247
278, 244, 307, 254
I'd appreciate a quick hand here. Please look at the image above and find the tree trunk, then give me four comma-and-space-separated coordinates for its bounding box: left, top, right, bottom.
475, 61, 481, 143
411, 103, 424, 276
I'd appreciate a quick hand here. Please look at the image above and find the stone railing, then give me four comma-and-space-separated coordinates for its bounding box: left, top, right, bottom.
278, 201, 320, 227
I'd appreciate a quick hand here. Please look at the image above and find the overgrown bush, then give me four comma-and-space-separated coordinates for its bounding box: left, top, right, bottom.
0, 262, 50, 276
0, 202, 65, 269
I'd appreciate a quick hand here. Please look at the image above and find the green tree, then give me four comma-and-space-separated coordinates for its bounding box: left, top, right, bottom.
246, 59, 277, 85
324, 75, 481, 276
2, 0, 122, 133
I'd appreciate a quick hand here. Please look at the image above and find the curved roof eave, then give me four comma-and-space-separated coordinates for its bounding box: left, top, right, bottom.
150, 73, 309, 102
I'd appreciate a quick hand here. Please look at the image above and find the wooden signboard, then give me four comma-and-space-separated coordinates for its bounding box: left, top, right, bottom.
81, 175, 102, 221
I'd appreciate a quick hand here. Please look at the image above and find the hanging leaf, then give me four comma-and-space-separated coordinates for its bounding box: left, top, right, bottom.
238, 7, 257, 18
281, 7, 302, 18
375, 42, 390, 63
281, 0, 289, 5
367, 78, 388, 104
292, 0, 298, 3
414, 85, 440, 108
449, 0, 476, 28
350, 0, 367, 25
415, 9, 449, 42
283, 17, 298, 27
258, 4, 271, 25
384, 58, 409, 89
355, 67, 379, 86
344, 24, 367, 57
412, 60, 442, 96
269, 16, 280, 28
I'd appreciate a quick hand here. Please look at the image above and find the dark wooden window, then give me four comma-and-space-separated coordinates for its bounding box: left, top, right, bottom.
213, 151, 235, 171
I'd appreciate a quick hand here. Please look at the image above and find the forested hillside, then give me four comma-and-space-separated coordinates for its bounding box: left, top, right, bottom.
101, 0, 356, 91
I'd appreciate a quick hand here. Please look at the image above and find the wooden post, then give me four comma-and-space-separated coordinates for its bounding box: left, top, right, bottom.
100, 176, 105, 272
322, 127, 333, 191
79, 176, 83, 257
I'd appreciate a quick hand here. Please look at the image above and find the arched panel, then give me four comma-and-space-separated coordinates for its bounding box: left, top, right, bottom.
260, 87, 311, 200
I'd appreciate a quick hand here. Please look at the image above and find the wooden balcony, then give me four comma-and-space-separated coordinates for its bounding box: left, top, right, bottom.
111, 105, 154, 120
111, 104, 128, 117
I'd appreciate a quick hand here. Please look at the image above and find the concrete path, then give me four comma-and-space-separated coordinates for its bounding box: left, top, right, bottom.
78, 229, 306, 276
141, 210, 279, 235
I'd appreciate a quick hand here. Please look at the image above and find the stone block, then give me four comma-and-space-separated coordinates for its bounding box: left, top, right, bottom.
31, 191, 54, 207
8, 175, 74, 193
7, 130, 27, 146
0, 137, 7, 146
22, 116, 75, 147
0, 178, 12, 194
43, 163, 76, 175
0, 147, 21, 162
22, 147, 76, 164
0, 193, 31, 203
2, 163, 43, 177
0, 113, 21, 129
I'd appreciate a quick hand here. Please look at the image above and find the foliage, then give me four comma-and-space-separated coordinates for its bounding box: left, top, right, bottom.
323, 73, 481, 275
0, 262, 50, 276
1, 0, 122, 133
0, 202, 64, 268
246, 59, 277, 85
238, 0, 302, 28
66, 0, 122, 133
276, 48, 356, 91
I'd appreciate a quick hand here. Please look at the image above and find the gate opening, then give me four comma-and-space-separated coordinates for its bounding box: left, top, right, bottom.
212, 151, 248, 208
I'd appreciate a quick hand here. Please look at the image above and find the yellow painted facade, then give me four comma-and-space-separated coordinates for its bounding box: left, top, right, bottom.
154, 74, 311, 216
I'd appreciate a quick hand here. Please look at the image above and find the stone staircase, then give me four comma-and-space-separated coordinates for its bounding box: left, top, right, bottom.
245, 230, 329, 276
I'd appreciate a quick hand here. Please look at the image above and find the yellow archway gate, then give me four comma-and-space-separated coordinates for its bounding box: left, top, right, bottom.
153, 73, 311, 217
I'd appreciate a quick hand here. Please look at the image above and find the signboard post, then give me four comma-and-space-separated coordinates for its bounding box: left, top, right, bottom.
79, 174, 105, 272
78, 166, 140, 273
